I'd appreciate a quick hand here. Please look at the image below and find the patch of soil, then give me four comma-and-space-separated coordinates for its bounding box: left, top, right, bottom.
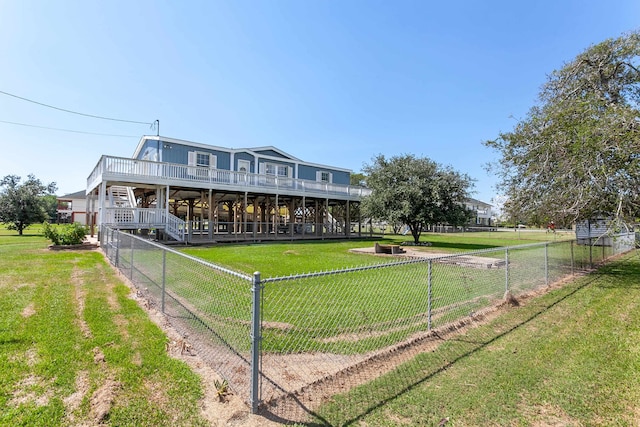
90, 378, 121, 423
63, 370, 90, 424
71, 266, 93, 339
9, 375, 55, 407
21, 302, 36, 318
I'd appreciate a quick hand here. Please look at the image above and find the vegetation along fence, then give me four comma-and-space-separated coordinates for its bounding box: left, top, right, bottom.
99, 226, 634, 424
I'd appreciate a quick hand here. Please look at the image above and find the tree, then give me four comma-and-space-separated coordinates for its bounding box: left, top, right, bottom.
350, 172, 367, 187
485, 30, 640, 224
361, 154, 474, 243
0, 175, 57, 235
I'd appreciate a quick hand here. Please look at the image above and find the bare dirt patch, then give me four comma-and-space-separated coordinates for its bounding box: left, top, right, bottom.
21, 302, 36, 318
63, 370, 90, 424
90, 378, 121, 423
71, 266, 93, 339
9, 375, 55, 407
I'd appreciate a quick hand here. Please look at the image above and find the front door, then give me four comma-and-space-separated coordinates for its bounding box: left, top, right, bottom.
237, 159, 251, 184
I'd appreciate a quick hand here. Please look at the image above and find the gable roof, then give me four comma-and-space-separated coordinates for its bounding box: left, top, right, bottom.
247, 146, 301, 161
59, 190, 86, 199
466, 197, 492, 207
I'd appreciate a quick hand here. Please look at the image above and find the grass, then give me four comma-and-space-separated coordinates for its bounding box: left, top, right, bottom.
0, 225, 209, 426
174, 231, 578, 355
313, 250, 640, 426
3, 223, 635, 426
181, 230, 572, 277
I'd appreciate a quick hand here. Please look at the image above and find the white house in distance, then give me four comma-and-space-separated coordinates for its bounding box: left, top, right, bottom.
56, 190, 94, 225
85, 135, 371, 243
465, 198, 493, 227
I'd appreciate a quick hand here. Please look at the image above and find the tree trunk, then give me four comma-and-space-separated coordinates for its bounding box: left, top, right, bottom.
410, 224, 421, 244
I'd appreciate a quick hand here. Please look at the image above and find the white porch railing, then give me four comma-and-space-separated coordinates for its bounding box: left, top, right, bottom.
87, 156, 372, 200
103, 207, 186, 242
159, 209, 187, 242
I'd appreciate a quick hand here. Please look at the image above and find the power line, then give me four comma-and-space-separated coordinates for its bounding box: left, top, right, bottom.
0, 119, 140, 138
0, 90, 153, 125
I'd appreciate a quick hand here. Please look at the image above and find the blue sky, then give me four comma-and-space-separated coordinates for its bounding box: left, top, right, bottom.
0, 1, 637, 204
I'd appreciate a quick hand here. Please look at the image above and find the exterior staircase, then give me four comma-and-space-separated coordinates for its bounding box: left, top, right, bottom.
106, 185, 186, 242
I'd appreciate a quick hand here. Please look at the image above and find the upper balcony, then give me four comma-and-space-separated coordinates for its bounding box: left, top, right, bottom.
87, 155, 372, 201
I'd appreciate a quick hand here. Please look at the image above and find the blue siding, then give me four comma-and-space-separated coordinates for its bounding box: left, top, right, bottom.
298, 164, 350, 185
158, 141, 231, 170
137, 140, 160, 161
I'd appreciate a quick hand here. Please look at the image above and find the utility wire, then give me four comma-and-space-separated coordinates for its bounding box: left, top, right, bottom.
0, 119, 139, 138
0, 90, 153, 125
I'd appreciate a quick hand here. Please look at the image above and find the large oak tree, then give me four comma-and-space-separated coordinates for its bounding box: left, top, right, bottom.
486, 30, 640, 225
361, 154, 474, 243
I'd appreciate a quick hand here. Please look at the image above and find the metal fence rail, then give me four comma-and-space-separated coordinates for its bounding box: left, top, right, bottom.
98, 227, 634, 423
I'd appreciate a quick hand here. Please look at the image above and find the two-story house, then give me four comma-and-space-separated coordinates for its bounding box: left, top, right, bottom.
465, 198, 493, 227
86, 135, 371, 243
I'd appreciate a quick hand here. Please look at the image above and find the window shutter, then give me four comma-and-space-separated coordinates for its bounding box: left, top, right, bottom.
187, 151, 196, 176
209, 154, 217, 169
259, 163, 265, 174
328, 172, 333, 183
288, 166, 293, 178
316, 171, 321, 181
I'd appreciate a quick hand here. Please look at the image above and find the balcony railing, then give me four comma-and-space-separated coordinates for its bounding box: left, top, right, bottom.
88, 155, 371, 200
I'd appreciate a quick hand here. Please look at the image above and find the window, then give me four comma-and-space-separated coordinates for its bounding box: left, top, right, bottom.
316, 171, 333, 183
188, 151, 217, 168
196, 153, 210, 167
264, 163, 289, 177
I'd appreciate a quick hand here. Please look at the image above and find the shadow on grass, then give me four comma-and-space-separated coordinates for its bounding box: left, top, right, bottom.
274, 259, 627, 426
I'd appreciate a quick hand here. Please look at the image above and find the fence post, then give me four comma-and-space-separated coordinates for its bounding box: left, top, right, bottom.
115, 229, 120, 268
505, 248, 510, 294
589, 238, 593, 268
570, 240, 574, 275
130, 234, 134, 280
427, 259, 432, 331
544, 243, 549, 286
161, 249, 167, 313
250, 272, 262, 414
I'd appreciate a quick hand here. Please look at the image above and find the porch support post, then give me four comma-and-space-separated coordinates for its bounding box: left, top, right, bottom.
244, 191, 249, 237
275, 194, 279, 240
302, 195, 306, 238
325, 198, 329, 240
346, 200, 351, 238
98, 181, 107, 234
253, 197, 258, 240
208, 190, 213, 240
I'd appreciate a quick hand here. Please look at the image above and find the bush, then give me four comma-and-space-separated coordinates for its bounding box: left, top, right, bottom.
42, 222, 88, 245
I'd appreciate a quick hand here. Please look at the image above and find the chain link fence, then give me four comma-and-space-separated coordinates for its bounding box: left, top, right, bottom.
100, 226, 256, 401
99, 226, 634, 424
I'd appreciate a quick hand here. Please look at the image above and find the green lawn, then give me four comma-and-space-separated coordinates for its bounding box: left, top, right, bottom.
4, 224, 634, 426
0, 226, 209, 427
181, 230, 572, 277
314, 250, 640, 426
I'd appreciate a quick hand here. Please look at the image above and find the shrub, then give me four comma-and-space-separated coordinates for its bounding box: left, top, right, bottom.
43, 222, 88, 245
